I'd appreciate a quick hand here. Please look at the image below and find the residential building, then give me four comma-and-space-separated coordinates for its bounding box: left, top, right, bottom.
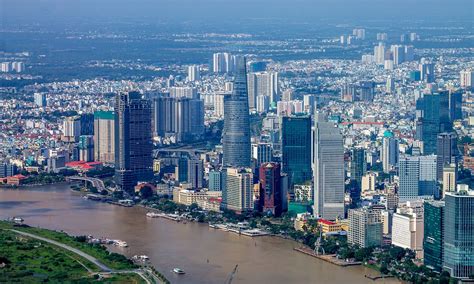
348, 208, 383, 248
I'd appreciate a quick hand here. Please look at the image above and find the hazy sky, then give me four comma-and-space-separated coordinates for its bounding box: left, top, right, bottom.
2, 0, 473, 25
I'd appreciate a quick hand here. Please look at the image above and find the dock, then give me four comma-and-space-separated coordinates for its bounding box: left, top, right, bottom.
294, 247, 361, 267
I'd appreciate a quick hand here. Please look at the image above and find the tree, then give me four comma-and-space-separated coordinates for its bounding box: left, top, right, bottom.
139, 186, 154, 200
189, 203, 199, 212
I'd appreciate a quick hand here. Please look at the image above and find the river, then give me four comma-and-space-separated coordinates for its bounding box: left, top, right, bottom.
0, 184, 399, 284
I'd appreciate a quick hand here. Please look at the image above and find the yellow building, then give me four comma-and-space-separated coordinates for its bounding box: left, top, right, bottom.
318, 219, 342, 234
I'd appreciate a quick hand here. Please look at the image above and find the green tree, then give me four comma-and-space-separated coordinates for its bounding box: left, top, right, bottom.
139, 186, 154, 200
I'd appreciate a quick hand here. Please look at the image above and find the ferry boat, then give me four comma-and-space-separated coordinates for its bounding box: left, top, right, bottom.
173, 268, 185, 274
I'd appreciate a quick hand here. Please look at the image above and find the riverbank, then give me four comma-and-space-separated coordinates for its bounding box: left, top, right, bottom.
0, 220, 169, 283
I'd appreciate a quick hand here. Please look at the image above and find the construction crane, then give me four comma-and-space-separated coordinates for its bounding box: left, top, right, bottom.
225, 264, 238, 284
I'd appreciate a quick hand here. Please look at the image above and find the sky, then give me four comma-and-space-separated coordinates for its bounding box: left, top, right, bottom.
2, 0, 473, 26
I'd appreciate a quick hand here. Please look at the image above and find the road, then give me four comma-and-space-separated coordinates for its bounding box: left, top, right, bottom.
9, 229, 158, 284
67, 176, 107, 192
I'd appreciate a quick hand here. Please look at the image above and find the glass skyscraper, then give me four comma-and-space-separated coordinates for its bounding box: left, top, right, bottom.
281, 115, 312, 187
222, 56, 251, 168
423, 200, 445, 272
114, 91, 153, 193
443, 190, 474, 279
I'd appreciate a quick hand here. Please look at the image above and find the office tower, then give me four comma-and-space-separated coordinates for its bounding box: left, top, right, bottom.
442, 163, 457, 197
225, 167, 253, 213
398, 155, 438, 200
34, 93, 47, 107
248, 61, 267, 73
350, 148, 366, 187
169, 87, 199, 99
386, 76, 395, 93
187, 65, 200, 82
374, 42, 385, 65
252, 143, 273, 168
404, 45, 414, 61
0, 163, 18, 178
187, 156, 203, 189
391, 45, 405, 65
460, 69, 473, 88
62, 116, 82, 142
78, 135, 94, 162
448, 91, 462, 121
348, 208, 383, 248
420, 61, 435, 83
93, 111, 115, 164
418, 92, 450, 155
281, 116, 312, 187
256, 95, 269, 113
79, 113, 94, 135
114, 91, 153, 193
213, 92, 227, 117
222, 56, 251, 168
436, 132, 457, 180
208, 170, 225, 191
392, 201, 424, 258
443, 190, 474, 279
313, 115, 344, 220
424, 200, 445, 272
381, 136, 399, 173
152, 97, 204, 142
259, 163, 286, 217
175, 156, 188, 183
303, 95, 315, 114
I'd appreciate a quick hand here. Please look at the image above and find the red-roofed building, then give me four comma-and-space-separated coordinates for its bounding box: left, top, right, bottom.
66, 161, 103, 172
2, 174, 28, 186
318, 218, 343, 234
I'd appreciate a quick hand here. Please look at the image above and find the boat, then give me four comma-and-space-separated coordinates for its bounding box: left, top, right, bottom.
173, 268, 185, 274
146, 212, 160, 218
132, 255, 149, 262
114, 240, 128, 247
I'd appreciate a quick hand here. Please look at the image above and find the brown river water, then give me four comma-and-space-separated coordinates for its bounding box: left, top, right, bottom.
0, 183, 400, 284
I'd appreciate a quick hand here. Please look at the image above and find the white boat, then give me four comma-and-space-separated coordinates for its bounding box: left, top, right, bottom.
173, 268, 185, 274
114, 240, 128, 247
132, 255, 149, 261
146, 212, 161, 218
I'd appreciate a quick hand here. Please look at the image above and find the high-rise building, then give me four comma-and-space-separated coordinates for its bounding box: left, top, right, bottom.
187, 156, 203, 189
348, 208, 383, 248
94, 111, 115, 164
169, 87, 199, 99
382, 136, 399, 173
256, 95, 270, 113
313, 115, 344, 220
303, 95, 315, 114
374, 42, 385, 65
392, 201, 424, 258
34, 93, 47, 107
78, 135, 94, 162
213, 52, 233, 73
420, 61, 435, 83
62, 116, 82, 142
350, 148, 366, 187
208, 170, 225, 191
222, 56, 251, 168
152, 97, 204, 142
187, 65, 200, 82
391, 45, 405, 65
281, 116, 312, 187
423, 200, 445, 272
448, 91, 463, 121
259, 163, 287, 217
442, 164, 457, 196
436, 132, 457, 180
225, 167, 253, 213
252, 143, 273, 168
404, 45, 414, 61
398, 155, 438, 201
460, 69, 473, 88
248, 61, 267, 73
114, 91, 153, 192
213, 92, 227, 118
386, 76, 395, 93
443, 189, 474, 279
247, 71, 279, 109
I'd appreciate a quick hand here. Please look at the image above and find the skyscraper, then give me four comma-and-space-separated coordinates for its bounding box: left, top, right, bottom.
225, 167, 253, 213
420, 61, 435, 83
114, 91, 153, 192
313, 115, 344, 220
382, 136, 399, 173
436, 132, 457, 180
187, 65, 200, 82
34, 93, 47, 107
259, 163, 286, 217
222, 56, 251, 168
348, 208, 383, 248
350, 148, 366, 186
281, 116, 312, 187
460, 69, 473, 88
443, 189, 474, 279
78, 135, 94, 162
398, 155, 438, 201
94, 111, 115, 164
424, 200, 445, 272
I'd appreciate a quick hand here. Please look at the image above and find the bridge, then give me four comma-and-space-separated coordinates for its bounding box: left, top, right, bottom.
66, 176, 107, 192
